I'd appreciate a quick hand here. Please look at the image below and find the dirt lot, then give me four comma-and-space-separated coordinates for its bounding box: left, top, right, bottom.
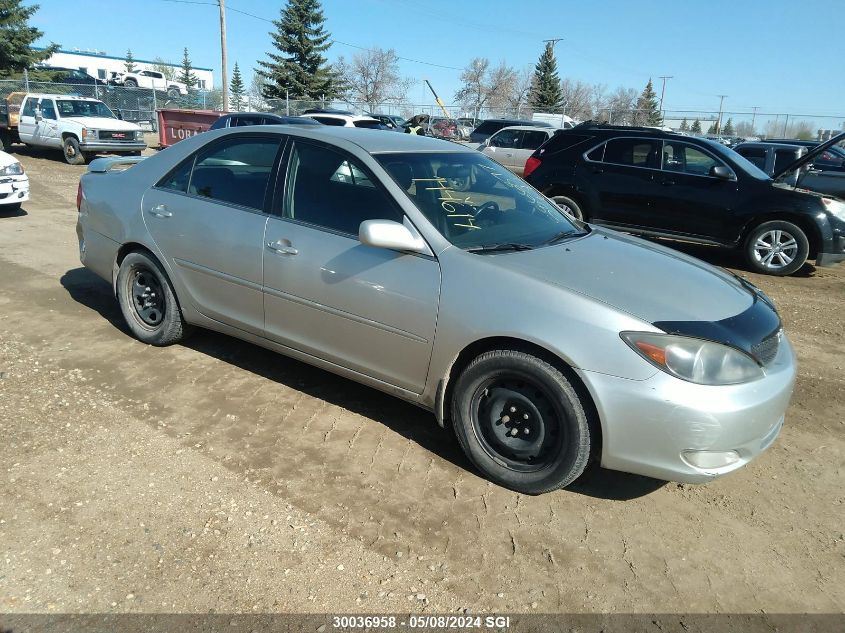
0, 145, 843, 619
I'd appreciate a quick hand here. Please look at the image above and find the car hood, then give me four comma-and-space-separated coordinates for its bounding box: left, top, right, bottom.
482, 228, 755, 324
63, 117, 141, 131
773, 131, 845, 180
0, 150, 21, 169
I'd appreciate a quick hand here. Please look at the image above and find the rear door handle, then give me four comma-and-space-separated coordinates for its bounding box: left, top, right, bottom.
148, 204, 172, 218
266, 240, 298, 255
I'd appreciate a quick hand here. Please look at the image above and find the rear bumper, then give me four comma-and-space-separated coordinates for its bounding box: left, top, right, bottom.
79, 141, 146, 153
577, 334, 797, 484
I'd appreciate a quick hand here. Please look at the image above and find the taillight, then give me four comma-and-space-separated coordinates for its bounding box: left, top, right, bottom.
76, 181, 83, 212
524, 156, 542, 179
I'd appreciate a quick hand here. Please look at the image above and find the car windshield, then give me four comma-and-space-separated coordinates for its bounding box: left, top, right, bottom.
376, 152, 585, 251
56, 100, 116, 119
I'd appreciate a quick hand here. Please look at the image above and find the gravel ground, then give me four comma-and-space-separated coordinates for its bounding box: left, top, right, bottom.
0, 146, 843, 621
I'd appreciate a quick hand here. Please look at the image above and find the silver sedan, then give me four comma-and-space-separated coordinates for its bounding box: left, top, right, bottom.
76, 126, 796, 494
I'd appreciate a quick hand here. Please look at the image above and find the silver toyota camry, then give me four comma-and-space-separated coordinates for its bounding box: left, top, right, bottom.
76, 126, 796, 494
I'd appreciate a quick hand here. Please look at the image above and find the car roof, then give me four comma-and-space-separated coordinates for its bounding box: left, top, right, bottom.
495, 125, 555, 133
735, 141, 805, 150
25, 94, 99, 101
302, 113, 380, 123
227, 124, 474, 153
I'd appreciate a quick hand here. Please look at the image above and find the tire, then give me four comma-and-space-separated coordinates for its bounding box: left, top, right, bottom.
0, 131, 11, 152
116, 251, 192, 346
124, 79, 138, 88
450, 349, 592, 494
743, 220, 809, 276
62, 137, 87, 165
2, 203, 22, 213
551, 195, 585, 221
167, 88, 180, 99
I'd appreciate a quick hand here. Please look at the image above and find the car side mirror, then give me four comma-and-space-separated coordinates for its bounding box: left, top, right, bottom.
115, 109, 123, 120
359, 219, 427, 253
710, 165, 734, 180
35, 110, 43, 122
483, 138, 491, 147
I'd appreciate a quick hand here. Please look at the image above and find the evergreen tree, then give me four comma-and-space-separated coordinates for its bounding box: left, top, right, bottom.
230, 61, 245, 110
528, 42, 563, 113
691, 119, 702, 134
0, 0, 58, 77
178, 47, 197, 91
257, 0, 338, 99
635, 79, 661, 126
124, 48, 137, 73
707, 121, 719, 134
723, 117, 735, 136
679, 118, 689, 132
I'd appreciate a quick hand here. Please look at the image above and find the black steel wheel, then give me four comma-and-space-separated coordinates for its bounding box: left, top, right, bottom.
451, 349, 592, 494
116, 251, 192, 346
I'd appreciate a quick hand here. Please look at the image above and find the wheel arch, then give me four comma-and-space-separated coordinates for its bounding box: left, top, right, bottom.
740, 212, 822, 258
61, 131, 80, 142
436, 335, 603, 461
113, 242, 162, 293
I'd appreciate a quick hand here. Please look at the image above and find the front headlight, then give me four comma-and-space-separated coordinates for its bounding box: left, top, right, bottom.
821, 197, 845, 221
82, 128, 97, 140
621, 332, 764, 385
136, 130, 145, 140
0, 162, 24, 176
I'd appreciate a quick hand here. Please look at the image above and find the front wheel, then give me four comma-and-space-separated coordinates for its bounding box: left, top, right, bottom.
451, 350, 592, 494
551, 195, 585, 221
124, 79, 138, 88
744, 220, 809, 276
116, 251, 192, 346
62, 137, 87, 165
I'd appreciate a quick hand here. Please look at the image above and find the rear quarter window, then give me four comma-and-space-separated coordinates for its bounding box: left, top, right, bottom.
535, 134, 592, 156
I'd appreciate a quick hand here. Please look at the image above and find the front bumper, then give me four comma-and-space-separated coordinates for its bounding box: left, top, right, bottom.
0, 175, 29, 206
79, 141, 146, 153
578, 334, 797, 484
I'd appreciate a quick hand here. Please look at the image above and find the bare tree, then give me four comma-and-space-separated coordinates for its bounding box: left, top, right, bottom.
455, 57, 491, 116
335, 47, 412, 110
505, 66, 534, 118
559, 79, 593, 119
455, 58, 518, 118
152, 58, 176, 81
600, 86, 638, 124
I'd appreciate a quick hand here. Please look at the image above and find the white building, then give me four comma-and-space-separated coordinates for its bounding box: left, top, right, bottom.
32, 47, 214, 90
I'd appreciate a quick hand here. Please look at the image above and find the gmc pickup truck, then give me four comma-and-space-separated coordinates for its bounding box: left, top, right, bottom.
0, 93, 146, 165
734, 139, 845, 200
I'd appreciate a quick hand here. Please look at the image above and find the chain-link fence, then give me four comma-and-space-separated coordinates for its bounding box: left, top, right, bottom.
4, 80, 845, 141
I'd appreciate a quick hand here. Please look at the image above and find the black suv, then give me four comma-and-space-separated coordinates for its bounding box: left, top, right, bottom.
469, 118, 552, 144
524, 124, 845, 275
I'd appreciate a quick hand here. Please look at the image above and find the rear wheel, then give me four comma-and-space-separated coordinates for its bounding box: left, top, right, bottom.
62, 137, 87, 165
744, 220, 809, 276
451, 349, 592, 494
124, 78, 138, 88
116, 251, 192, 346
551, 195, 585, 221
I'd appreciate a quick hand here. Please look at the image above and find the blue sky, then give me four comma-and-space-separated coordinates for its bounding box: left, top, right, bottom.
30, 0, 845, 119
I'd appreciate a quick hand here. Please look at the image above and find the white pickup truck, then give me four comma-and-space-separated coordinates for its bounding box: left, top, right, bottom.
109, 70, 188, 97
0, 93, 146, 165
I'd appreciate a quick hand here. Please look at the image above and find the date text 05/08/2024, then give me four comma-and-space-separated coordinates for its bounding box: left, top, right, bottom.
332, 615, 512, 629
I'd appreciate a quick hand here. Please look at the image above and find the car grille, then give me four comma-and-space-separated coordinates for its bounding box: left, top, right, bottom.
752, 330, 781, 366
99, 130, 133, 141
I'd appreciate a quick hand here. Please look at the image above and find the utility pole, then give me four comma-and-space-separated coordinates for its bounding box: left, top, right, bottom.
658, 76, 673, 119
219, 0, 228, 112
542, 38, 564, 46
751, 106, 759, 132
716, 94, 728, 136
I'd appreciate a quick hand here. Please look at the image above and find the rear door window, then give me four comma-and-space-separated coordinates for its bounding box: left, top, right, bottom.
21, 98, 37, 117
774, 149, 799, 174
520, 130, 550, 150
603, 138, 660, 168
735, 147, 767, 171
187, 136, 281, 211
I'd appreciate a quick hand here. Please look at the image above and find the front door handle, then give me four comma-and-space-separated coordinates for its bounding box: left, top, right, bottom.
148, 204, 172, 218
266, 240, 298, 256
661, 180, 675, 186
